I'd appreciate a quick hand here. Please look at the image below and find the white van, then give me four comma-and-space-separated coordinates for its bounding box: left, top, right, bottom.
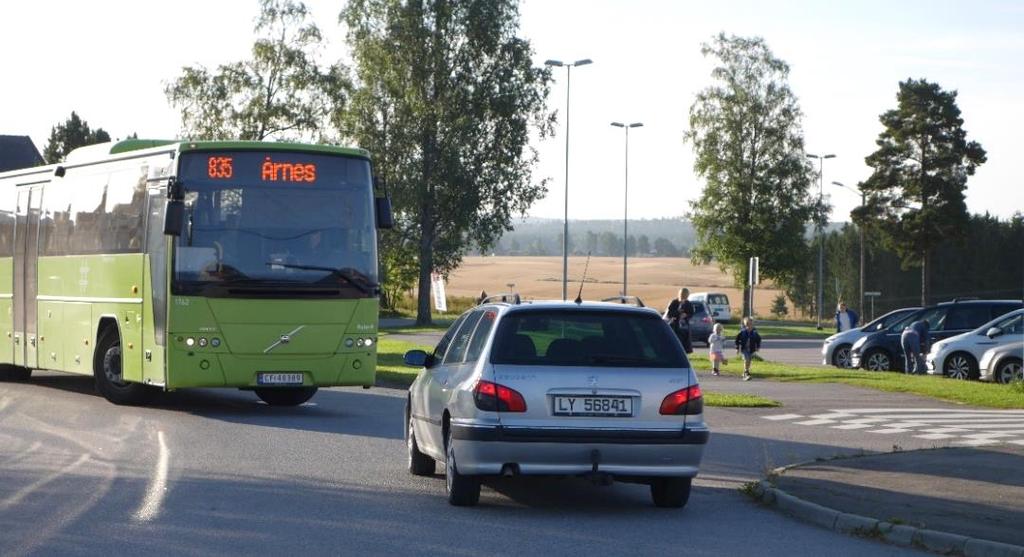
689, 292, 732, 323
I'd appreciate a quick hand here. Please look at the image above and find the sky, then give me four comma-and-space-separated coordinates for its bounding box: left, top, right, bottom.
2, 0, 1021, 223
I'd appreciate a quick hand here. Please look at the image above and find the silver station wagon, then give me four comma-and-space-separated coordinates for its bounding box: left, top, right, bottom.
403, 299, 709, 507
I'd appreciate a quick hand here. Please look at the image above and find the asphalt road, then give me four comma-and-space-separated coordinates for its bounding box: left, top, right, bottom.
0, 370, 967, 556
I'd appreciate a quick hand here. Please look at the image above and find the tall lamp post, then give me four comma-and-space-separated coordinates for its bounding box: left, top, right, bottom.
807, 153, 835, 329
832, 181, 865, 316
610, 121, 643, 296
546, 58, 593, 300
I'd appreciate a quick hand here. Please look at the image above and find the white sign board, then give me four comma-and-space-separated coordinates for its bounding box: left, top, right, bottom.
748, 257, 760, 285
431, 272, 447, 312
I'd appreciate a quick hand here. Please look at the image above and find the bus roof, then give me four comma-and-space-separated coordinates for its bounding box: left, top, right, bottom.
75, 139, 370, 162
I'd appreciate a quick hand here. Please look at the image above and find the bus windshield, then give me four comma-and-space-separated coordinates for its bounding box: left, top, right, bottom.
173, 151, 377, 298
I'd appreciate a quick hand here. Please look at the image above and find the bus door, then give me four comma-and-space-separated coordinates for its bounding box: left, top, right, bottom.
13, 186, 41, 369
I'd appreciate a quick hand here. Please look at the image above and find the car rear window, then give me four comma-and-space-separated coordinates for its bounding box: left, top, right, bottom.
489, 310, 689, 368
709, 294, 729, 305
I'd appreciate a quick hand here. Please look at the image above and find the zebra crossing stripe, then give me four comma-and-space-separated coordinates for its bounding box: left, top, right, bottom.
915, 433, 957, 440
833, 424, 873, 430
763, 414, 804, 421
795, 419, 837, 426
869, 428, 913, 434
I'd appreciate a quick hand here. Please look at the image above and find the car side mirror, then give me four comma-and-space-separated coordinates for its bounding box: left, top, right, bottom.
404, 349, 433, 368
986, 327, 1002, 339
375, 196, 394, 230
164, 199, 185, 236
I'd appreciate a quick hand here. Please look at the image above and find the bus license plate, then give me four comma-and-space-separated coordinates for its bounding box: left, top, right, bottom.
257, 373, 305, 385
553, 396, 632, 417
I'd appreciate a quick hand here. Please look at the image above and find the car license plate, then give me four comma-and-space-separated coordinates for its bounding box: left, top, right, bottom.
553, 396, 632, 417
257, 373, 305, 385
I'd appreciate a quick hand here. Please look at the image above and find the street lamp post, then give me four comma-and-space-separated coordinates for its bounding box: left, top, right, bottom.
833, 181, 865, 316
546, 58, 592, 300
807, 153, 835, 329
610, 122, 643, 296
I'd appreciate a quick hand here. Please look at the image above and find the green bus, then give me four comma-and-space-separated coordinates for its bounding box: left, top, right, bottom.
0, 140, 391, 406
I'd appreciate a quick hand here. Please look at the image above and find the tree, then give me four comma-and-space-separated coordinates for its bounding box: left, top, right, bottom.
637, 234, 650, 256
165, 0, 349, 142
770, 294, 789, 318
853, 79, 986, 306
43, 111, 111, 163
653, 237, 679, 257
343, 0, 554, 324
684, 34, 822, 318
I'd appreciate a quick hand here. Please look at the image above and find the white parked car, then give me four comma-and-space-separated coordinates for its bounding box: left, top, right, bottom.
926, 309, 1024, 380
821, 308, 919, 368
979, 341, 1024, 384
688, 292, 732, 323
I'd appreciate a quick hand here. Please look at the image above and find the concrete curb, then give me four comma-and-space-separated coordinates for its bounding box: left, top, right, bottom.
750, 470, 1024, 556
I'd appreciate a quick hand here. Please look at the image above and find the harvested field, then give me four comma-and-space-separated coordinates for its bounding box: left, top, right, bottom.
440, 256, 788, 316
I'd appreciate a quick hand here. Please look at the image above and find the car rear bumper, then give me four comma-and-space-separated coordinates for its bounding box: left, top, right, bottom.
450, 424, 708, 477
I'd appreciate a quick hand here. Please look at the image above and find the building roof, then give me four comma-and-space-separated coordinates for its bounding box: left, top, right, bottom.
0, 135, 44, 172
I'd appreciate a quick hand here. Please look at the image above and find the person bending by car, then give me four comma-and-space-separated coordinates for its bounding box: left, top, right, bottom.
735, 317, 762, 381
835, 302, 859, 333
900, 320, 930, 374
664, 288, 695, 354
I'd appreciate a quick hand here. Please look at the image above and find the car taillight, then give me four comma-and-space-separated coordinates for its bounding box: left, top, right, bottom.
702, 316, 711, 324
659, 385, 704, 415
473, 380, 527, 412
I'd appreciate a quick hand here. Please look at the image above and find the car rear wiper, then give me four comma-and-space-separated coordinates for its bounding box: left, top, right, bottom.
266, 262, 379, 295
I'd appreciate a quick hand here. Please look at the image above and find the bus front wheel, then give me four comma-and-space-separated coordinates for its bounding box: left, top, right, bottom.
255, 387, 318, 407
0, 365, 31, 381
94, 327, 155, 405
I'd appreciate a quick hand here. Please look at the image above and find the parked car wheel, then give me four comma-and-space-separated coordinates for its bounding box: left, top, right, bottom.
943, 352, 978, 381
831, 344, 853, 368
994, 358, 1023, 385
406, 407, 436, 476
445, 426, 480, 506
650, 477, 692, 508
862, 349, 892, 372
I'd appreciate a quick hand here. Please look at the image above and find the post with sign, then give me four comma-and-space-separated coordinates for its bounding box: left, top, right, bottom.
865, 291, 881, 321
748, 256, 759, 318
431, 272, 448, 313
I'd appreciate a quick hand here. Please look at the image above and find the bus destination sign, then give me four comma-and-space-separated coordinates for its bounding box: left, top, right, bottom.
205, 155, 317, 183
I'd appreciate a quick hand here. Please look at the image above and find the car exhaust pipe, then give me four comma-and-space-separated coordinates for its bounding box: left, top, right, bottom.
501, 463, 520, 477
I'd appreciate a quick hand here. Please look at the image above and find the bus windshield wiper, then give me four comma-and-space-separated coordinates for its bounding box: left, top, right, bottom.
265, 262, 378, 295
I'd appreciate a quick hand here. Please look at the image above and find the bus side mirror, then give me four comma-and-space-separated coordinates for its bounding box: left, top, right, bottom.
375, 196, 394, 230
164, 200, 185, 236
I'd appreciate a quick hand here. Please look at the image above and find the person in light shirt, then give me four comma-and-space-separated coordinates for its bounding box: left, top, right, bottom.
835, 302, 860, 333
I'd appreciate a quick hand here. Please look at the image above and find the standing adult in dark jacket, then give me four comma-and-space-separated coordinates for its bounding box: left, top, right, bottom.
665, 288, 695, 354
900, 320, 930, 374
835, 302, 860, 333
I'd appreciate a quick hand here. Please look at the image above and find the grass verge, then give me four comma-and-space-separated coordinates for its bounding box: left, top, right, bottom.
689, 353, 1024, 409
749, 319, 831, 339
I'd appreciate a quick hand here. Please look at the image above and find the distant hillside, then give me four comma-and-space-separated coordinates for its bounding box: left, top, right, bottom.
476, 217, 844, 257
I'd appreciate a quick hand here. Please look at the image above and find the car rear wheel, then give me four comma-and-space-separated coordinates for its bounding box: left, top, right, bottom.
650, 477, 692, 508
862, 349, 892, 372
995, 359, 1023, 385
254, 387, 318, 406
831, 344, 853, 368
943, 353, 978, 380
407, 409, 436, 476
445, 426, 480, 506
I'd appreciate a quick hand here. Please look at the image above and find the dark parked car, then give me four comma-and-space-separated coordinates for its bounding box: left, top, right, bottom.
849, 299, 1023, 372
688, 301, 715, 346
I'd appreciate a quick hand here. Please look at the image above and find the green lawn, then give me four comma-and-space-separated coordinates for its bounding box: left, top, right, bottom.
749, 320, 832, 339
688, 353, 1024, 409
375, 338, 781, 408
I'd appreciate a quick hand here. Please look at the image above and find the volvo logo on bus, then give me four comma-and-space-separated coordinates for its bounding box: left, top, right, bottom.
264, 325, 306, 354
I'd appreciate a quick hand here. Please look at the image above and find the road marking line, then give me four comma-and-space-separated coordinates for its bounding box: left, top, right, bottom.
961, 432, 1017, 439
920, 428, 970, 434
956, 438, 1001, 446
836, 408, 1024, 414
134, 431, 169, 522
0, 453, 91, 509
842, 417, 890, 424
763, 414, 804, 421
1009, 440, 1024, 447
809, 413, 856, 419
833, 424, 873, 430
795, 419, 836, 426
868, 428, 912, 434
914, 433, 957, 440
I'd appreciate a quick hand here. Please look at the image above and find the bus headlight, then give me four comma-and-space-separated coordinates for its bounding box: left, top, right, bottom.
198, 337, 208, 347
211, 338, 221, 347
185, 337, 196, 347
345, 338, 354, 348
364, 337, 374, 347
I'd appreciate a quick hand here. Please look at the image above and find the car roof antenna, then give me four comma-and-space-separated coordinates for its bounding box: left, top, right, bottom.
574, 252, 592, 305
